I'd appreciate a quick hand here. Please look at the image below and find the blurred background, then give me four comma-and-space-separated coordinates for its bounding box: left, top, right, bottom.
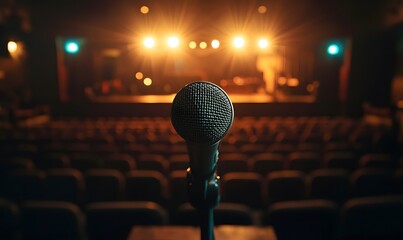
1, 1, 403, 240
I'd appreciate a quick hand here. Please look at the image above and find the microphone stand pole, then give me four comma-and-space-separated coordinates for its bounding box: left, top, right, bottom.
187, 167, 220, 240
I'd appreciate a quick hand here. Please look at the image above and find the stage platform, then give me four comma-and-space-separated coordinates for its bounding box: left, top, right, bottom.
88, 93, 316, 104
52, 93, 331, 118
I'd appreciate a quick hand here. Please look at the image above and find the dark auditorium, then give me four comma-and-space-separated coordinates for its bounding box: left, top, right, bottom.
1, 0, 403, 240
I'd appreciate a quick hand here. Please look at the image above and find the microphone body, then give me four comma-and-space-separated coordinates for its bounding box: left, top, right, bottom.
171, 81, 233, 240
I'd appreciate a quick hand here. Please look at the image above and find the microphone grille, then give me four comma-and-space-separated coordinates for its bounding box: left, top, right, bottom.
171, 81, 234, 144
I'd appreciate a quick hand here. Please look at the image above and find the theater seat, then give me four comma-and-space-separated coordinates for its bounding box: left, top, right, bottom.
125, 170, 168, 206
22, 201, 86, 240
103, 154, 136, 173
169, 170, 188, 209
264, 199, 339, 240
395, 169, 403, 194
0, 198, 20, 240
221, 172, 262, 209
218, 158, 249, 176
169, 154, 189, 172
324, 151, 358, 172
351, 169, 395, 197
3, 170, 45, 202
340, 196, 403, 240
309, 169, 349, 205
359, 154, 394, 169
252, 153, 284, 176
46, 169, 85, 205
288, 152, 321, 173
0, 158, 35, 173
85, 169, 125, 202
86, 201, 167, 240
264, 170, 306, 204
136, 154, 169, 175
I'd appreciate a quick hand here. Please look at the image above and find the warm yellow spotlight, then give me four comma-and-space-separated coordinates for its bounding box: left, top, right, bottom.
8, 41, 18, 53
258, 5, 267, 14
167, 36, 180, 48
143, 37, 155, 48
278, 77, 287, 86
199, 41, 207, 49
258, 39, 269, 49
140, 6, 150, 14
233, 36, 245, 49
189, 41, 197, 49
143, 77, 152, 86
287, 78, 299, 87
135, 72, 144, 80
211, 40, 220, 49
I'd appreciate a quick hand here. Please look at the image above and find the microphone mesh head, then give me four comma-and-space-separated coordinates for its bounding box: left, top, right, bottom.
171, 81, 234, 144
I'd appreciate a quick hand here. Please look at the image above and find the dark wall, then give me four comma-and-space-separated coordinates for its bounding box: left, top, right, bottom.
346, 26, 398, 116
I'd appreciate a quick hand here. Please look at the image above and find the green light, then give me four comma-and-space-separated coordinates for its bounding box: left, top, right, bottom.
65, 41, 80, 54
327, 44, 340, 56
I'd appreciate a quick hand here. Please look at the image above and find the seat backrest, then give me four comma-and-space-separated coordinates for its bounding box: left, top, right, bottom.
22, 201, 86, 240
395, 168, 403, 194
309, 169, 349, 205
126, 170, 168, 206
324, 151, 358, 172
359, 153, 394, 169
136, 155, 169, 175
0, 198, 21, 240
264, 170, 306, 204
351, 169, 395, 197
103, 154, 136, 173
169, 170, 188, 209
221, 172, 262, 209
265, 199, 339, 240
46, 169, 85, 204
218, 159, 249, 176
252, 153, 284, 175
168, 154, 189, 172
341, 196, 403, 240
85, 169, 125, 202
288, 152, 321, 173
3, 170, 46, 202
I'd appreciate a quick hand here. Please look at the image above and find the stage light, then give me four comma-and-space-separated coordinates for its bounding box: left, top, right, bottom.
258, 5, 267, 14
7, 41, 18, 53
140, 6, 149, 14
233, 36, 245, 49
189, 41, 197, 49
199, 41, 207, 49
258, 39, 269, 49
65, 41, 80, 54
143, 77, 152, 86
135, 72, 143, 80
211, 40, 220, 49
143, 37, 155, 48
327, 44, 340, 56
278, 77, 287, 86
287, 78, 299, 87
167, 36, 179, 48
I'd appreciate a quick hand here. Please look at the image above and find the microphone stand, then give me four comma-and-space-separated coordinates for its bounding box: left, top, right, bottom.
187, 166, 220, 240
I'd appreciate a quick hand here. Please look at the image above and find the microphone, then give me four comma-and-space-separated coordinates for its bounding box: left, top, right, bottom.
171, 81, 234, 180
171, 81, 233, 240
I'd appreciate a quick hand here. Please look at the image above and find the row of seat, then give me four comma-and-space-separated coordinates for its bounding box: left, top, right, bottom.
1, 168, 403, 210
0, 116, 393, 148
2, 196, 403, 240
2, 152, 401, 177
0, 139, 393, 161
